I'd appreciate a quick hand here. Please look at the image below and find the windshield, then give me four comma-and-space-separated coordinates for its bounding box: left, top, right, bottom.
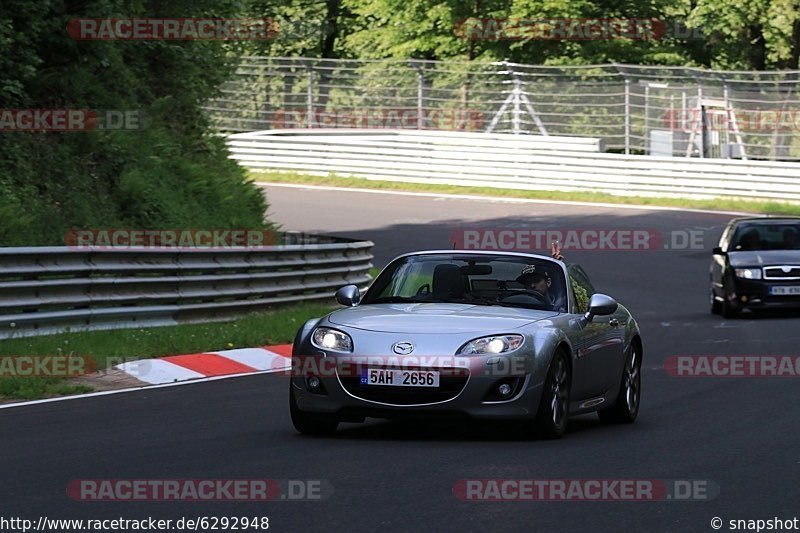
730, 222, 800, 251
363, 254, 568, 312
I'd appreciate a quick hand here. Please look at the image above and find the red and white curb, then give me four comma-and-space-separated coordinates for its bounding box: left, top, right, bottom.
116, 344, 293, 385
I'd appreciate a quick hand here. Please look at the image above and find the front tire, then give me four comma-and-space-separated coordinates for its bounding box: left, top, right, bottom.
598, 342, 641, 424
289, 386, 339, 435
720, 278, 739, 318
534, 351, 571, 439
710, 287, 721, 315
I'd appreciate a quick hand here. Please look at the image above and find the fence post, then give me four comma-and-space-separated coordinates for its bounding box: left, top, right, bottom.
306, 67, 314, 129
644, 85, 650, 153
624, 78, 631, 154
417, 69, 424, 130
512, 77, 521, 134
670, 94, 675, 156
698, 86, 705, 158
722, 84, 731, 156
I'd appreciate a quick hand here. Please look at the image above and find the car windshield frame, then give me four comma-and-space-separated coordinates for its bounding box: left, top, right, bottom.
362, 252, 570, 313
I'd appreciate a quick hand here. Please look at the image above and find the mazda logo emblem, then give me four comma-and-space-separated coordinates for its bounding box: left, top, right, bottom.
392, 342, 414, 355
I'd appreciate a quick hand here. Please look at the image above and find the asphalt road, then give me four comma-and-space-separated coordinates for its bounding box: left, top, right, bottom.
3, 185, 799, 533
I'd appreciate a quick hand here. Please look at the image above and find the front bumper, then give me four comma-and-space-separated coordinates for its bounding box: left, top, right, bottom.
728, 277, 800, 309
290, 351, 545, 421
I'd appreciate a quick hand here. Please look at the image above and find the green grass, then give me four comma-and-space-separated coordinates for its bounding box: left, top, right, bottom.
251, 170, 800, 216
0, 301, 336, 401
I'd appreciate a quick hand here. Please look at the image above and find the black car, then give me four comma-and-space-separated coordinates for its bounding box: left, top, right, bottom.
710, 217, 800, 317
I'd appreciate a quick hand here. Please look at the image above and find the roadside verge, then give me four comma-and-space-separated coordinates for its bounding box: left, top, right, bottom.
251, 170, 800, 216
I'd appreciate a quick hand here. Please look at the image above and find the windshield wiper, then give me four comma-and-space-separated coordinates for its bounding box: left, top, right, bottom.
458, 297, 500, 306
445, 297, 524, 308
466, 297, 554, 311
365, 296, 551, 310
365, 296, 449, 304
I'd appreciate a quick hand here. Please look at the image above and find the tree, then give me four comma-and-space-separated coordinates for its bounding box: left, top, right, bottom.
0, 0, 270, 245
686, 0, 800, 69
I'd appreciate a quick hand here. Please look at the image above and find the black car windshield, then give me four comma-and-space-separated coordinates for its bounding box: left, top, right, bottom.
730, 222, 800, 251
362, 254, 568, 312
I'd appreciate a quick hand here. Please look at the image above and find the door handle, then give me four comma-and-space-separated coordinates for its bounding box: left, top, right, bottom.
609, 318, 619, 328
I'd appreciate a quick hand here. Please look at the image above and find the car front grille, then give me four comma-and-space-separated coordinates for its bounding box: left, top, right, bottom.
338, 366, 469, 406
763, 265, 800, 280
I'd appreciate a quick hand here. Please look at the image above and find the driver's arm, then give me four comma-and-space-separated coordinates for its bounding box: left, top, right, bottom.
551, 241, 564, 261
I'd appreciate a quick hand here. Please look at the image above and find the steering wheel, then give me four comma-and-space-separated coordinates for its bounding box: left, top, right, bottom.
498, 290, 550, 307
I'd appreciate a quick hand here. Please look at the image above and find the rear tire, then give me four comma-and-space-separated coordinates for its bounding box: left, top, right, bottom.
534, 351, 571, 439
598, 342, 641, 424
289, 386, 339, 435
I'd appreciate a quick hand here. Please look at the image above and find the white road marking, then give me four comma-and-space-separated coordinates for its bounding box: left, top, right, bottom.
0, 368, 285, 410
115, 359, 205, 385
217, 347, 291, 371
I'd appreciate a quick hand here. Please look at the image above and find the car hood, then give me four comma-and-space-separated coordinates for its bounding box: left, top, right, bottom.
728, 250, 800, 267
327, 303, 559, 334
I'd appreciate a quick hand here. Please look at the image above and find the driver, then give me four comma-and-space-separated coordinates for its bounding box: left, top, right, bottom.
738, 228, 760, 250
516, 265, 554, 306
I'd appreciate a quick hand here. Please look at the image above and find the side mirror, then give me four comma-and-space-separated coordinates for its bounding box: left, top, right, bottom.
584, 294, 618, 322
335, 284, 361, 307
712, 246, 725, 255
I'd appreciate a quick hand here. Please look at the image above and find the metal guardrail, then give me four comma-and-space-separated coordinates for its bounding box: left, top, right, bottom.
204, 57, 800, 161
230, 129, 800, 201
0, 233, 373, 339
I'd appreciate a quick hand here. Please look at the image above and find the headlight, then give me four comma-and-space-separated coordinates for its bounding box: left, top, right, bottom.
311, 327, 353, 352
458, 335, 523, 355
734, 268, 762, 280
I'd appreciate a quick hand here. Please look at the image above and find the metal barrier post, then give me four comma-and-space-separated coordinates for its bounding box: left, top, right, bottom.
624, 78, 631, 154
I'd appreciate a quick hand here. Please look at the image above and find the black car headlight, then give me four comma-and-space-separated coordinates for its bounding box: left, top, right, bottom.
458, 335, 523, 355
734, 268, 762, 280
311, 327, 353, 352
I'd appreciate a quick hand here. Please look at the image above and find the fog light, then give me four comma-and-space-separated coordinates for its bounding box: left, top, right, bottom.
741, 296, 748, 302
497, 383, 513, 398
307, 376, 321, 390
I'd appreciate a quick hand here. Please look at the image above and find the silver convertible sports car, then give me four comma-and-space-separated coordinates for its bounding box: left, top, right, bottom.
289, 251, 642, 438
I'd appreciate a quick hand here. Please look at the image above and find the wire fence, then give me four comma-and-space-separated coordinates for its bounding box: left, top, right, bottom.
204, 57, 800, 161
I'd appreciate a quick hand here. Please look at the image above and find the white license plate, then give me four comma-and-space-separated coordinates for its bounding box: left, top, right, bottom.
361, 368, 440, 387
769, 286, 800, 295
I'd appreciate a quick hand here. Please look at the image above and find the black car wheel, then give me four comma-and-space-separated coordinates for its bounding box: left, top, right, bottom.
534, 351, 570, 439
290, 386, 339, 435
598, 343, 641, 424
710, 287, 722, 315
720, 280, 739, 319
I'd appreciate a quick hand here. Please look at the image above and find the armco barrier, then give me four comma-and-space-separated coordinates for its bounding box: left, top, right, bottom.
228, 129, 800, 201
0, 233, 373, 338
